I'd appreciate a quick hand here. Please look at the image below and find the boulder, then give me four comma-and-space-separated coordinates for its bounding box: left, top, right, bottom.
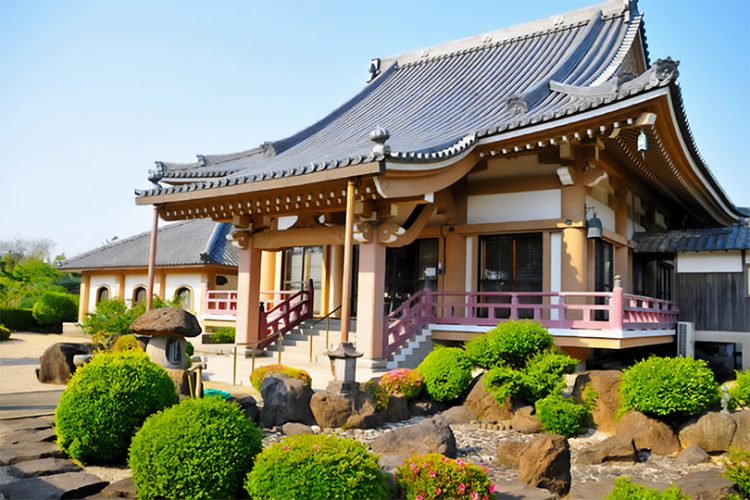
673, 470, 742, 500
371, 415, 457, 459
441, 405, 477, 425
518, 434, 571, 497
730, 410, 750, 450
344, 391, 382, 429
575, 436, 636, 465
408, 396, 449, 417
464, 374, 512, 422
383, 395, 410, 423
97, 477, 137, 498
571, 370, 622, 434
678, 412, 736, 452
310, 391, 352, 428
676, 445, 710, 465
10, 457, 81, 477
236, 396, 260, 424
260, 374, 315, 428
129, 307, 201, 337
512, 406, 542, 434
282, 422, 314, 435
37, 342, 92, 384
0, 471, 108, 499
494, 440, 530, 469
616, 411, 680, 456
566, 479, 617, 500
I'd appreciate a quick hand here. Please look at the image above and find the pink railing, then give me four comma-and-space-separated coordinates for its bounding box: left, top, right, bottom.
258, 279, 315, 348
383, 288, 678, 358
204, 290, 301, 317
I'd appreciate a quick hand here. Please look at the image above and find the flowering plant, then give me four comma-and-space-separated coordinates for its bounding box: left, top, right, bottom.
396, 453, 494, 500
250, 364, 312, 392
720, 448, 750, 496
380, 368, 424, 398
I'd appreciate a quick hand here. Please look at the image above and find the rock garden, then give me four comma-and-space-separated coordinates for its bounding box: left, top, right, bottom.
1, 314, 748, 499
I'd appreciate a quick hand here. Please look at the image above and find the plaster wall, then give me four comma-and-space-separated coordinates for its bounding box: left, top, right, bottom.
550, 232, 562, 319
88, 274, 117, 312
677, 251, 743, 273
215, 273, 238, 290
585, 196, 615, 232
165, 273, 203, 312
466, 189, 561, 224
124, 274, 148, 305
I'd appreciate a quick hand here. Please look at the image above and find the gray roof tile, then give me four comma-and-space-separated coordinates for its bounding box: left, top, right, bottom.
633, 225, 750, 253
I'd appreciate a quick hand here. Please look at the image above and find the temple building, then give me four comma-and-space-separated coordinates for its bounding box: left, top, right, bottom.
134, 0, 749, 369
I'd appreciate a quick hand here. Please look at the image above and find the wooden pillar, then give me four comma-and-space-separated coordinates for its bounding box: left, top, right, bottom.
158, 270, 167, 300
78, 273, 91, 323
235, 235, 263, 346
355, 238, 386, 359
259, 250, 277, 305
339, 180, 356, 342
614, 192, 630, 292
443, 231, 466, 315
561, 184, 587, 292
115, 272, 125, 301
146, 206, 159, 311
331, 245, 344, 317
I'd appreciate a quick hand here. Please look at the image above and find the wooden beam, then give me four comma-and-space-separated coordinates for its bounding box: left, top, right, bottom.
252, 225, 346, 250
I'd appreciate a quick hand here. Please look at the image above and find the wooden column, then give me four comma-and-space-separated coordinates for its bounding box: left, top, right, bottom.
146, 206, 159, 311
355, 238, 386, 359
443, 231, 466, 315
115, 272, 125, 301
259, 250, 277, 305
235, 235, 263, 346
77, 273, 91, 323
561, 183, 587, 292
339, 180, 356, 342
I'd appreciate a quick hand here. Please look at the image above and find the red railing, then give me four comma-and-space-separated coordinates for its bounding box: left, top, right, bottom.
204, 290, 238, 315
383, 288, 678, 358
257, 279, 315, 348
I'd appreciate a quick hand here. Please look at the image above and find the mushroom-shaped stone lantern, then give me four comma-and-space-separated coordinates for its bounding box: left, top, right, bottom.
130, 307, 201, 370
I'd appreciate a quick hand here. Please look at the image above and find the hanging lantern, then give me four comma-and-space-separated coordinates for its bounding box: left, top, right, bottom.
637, 128, 648, 158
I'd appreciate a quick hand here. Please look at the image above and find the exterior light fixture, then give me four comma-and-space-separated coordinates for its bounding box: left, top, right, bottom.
637, 128, 648, 158
585, 206, 603, 239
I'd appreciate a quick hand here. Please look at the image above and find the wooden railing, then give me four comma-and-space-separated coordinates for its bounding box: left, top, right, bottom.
383, 288, 678, 358
204, 290, 300, 317
257, 279, 315, 349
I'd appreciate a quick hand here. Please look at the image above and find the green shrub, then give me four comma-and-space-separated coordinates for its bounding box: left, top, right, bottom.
417, 347, 473, 402
721, 448, 750, 496
129, 397, 263, 500
0, 308, 43, 331
729, 369, 750, 410
464, 320, 553, 369
363, 379, 389, 411
484, 351, 577, 404
0, 324, 10, 341
250, 364, 312, 392
245, 434, 388, 500
210, 327, 235, 343
535, 394, 589, 437
380, 368, 424, 398
112, 334, 141, 351
620, 356, 720, 420
606, 476, 688, 499
80, 297, 169, 345
396, 453, 494, 500
31, 292, 78, 326
54, 350, 178, 464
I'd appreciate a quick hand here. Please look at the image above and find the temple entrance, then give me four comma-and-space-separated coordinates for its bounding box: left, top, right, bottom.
384, 238, 439, 312
282, 246, 323, 315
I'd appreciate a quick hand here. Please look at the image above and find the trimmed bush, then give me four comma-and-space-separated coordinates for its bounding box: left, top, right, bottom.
396, 453, 494, 500
484, 350, 578, 404
250, 364, 312, 392
620, 356, 720, 420
112, 334, 141, 352
129, 397, 263, 500
729, 369, 750, 409
535, 394, 589, 437
80, 297, 169, 344
0, 308, 43, 331
721, 448, 750, 496
0, 324, 10, 340
417, 347, 473, 402
606, 476, 688, 499
245, 434, 388, 500
210, 327, 235, 343
464, 320, 553, 369
363, 379, 389, 411
380, 368, 424, 398
32, 292, 78, 326
54, 350, 178, 464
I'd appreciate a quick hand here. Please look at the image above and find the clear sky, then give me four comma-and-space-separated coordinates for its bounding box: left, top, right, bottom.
1, 0, 749, 259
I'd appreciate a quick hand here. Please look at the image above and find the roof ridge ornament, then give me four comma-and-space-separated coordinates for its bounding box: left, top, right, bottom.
369, 127, 391, 155
261, 142, 276, 157
654, 57, 679, 82
148, 161, 165, 187
368, 58, 381, 82
506, 95, 529, 115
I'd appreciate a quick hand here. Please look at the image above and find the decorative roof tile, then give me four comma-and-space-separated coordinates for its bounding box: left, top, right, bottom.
633, 225, 750, 253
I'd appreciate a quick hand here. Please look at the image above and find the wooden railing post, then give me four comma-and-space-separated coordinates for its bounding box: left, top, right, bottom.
610, 285, 624, 330
510, 294, 519, 320
258, 302, 266, 341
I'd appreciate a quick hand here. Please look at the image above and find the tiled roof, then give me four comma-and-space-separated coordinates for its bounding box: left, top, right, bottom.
633, 225, 750, 253
137, 0, 655, 198
59, 219, 238, 270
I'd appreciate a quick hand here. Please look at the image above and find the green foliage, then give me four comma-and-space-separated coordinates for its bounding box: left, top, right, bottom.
417, 347, 473, 402
721, 448, 750, 496
80, 297, 169, 345
0, 250, 76, 309
0, 324, 10, 341
606, 476, 689, 500
245, 434, 388, 500
54, 350, 178, 464
129, 397, 263, 500
620, 356, 720, 420
112, 334, 141, 352
250, 364, 312, 392
363, 379, 389, 411
0, 308, 43, 332
380, 368, 424, 398
535, 394, 589, 437
464, 320, 553, 369
32, 292, 78, 326
729, 369, 750, 410
210, 327, 235, 343
484, 351, 578, 404
396, 453, 494, 500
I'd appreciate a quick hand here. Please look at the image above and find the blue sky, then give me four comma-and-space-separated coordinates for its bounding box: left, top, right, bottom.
1, 0, 749, 259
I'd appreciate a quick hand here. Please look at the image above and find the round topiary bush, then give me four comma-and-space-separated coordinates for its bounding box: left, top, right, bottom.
484, 350, 578, 405
54, 350, 178, 464
380, 368, 424, 398
535, 394, 589, 438
417, 347, 473, 402
245, 434, 388, 500
129, 397, 263, 500
32, 292, 78, 326
463, 320, 553, 369
620, 356, 720, 420
250, 364, 312, 392
396, 453, 494, 500
112, 334, 141, 352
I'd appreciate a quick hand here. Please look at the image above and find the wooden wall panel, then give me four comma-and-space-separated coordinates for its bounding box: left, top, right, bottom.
676, 273, 749, 331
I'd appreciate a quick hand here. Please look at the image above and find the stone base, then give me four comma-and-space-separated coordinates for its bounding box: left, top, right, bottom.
327, 380, 359, 396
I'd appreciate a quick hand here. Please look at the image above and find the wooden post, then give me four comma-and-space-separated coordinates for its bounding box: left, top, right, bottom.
146, 206, 159, 311
339, 180, 356, 343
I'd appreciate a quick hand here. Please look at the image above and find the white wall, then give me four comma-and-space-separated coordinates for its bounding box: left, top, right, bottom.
88, 275, 116, 312
677, 251, 743, 273
215, 273, 238, 290
586, 196, 615, 233
466, 189, 561, 224
165, 273, 203, 312
124, 274, 148, 305
628, 219, 645, 239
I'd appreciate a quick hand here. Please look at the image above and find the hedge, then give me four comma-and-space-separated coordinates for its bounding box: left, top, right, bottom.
0, 308, 46, 332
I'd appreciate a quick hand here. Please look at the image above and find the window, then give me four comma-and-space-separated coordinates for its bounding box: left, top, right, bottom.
165, 337, 182, 366
96, 286, 110, 304
594, 240, 614, 321
656, 262, 673, 300
174, 286, 193, 310
133, 286, 147, 306
384, 238, 439, 312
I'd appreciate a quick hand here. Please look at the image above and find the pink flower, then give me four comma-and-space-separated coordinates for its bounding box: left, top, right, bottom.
416, 496, 423, 500
313, 444, 320, 450
282, 445, 289, 451
459, 483, 466, 492
489, 484, 496, 493
471, 492, 479, 500
429, 470, 436, 478
412, 465, 419, 474
436, 488, 442, 495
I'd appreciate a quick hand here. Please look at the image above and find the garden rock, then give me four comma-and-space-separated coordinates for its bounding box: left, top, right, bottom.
371, 415, 457, 459
37, 342, 92, 384
236, 396, 260, 424
383, 395, 410, 422
344, 391, 382, 429
10, 457, 81, 477
129, 307, 201, 337
0, 441, 65, 466
464, 374, 512, 421
0, 416, 53, 434
260, 374, 315, 428
678, 411, 736, 452
571, 370, 621, 434
494, 440, 530, 468
512, 406, 542, 434
518, 434, 571, 497
408, 396, 448, 417
440, 405, 477, 425
730, 409, 750, 450
310, 391, 352, 428
281, 422, 314, 435
165, 368, 194, 396
575, 436, 636, 465
1, 427, 56, 445
673, 470, 742, 500
676, 445, 710, 465
0, 471, 108, 499
97, 477, 137, 498
566, 479, 618, 500
616, 411, 680, 455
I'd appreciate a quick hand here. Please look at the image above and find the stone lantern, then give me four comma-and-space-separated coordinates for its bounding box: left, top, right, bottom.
130, 307, 201, 370
326, 342, 362, 396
